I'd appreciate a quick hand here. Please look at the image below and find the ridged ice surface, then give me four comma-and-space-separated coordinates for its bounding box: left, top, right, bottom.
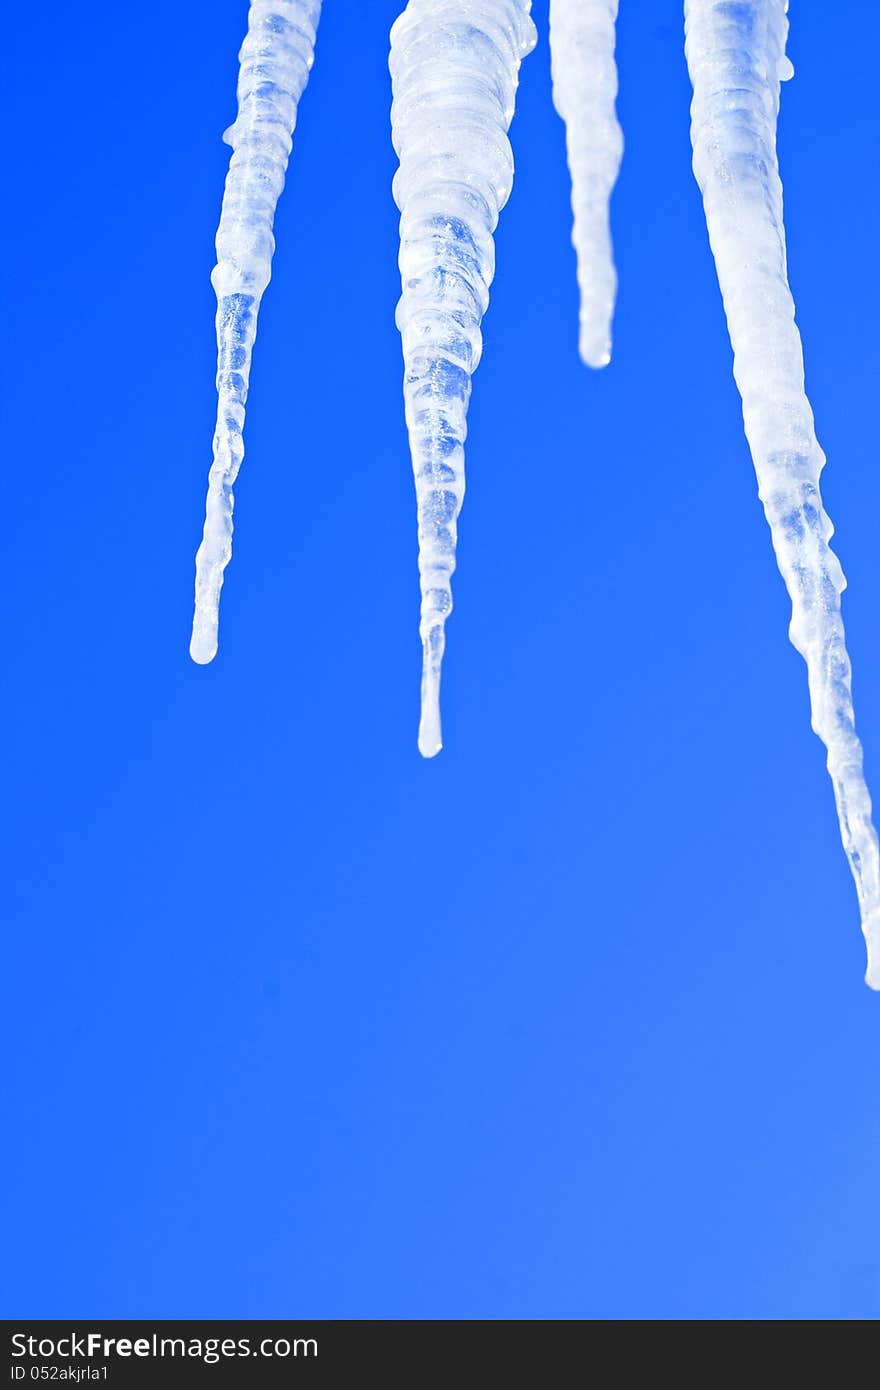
685, 0, 880, 986
191, 1, 321, 664
390, 0, 537, 756
549, 0, 623, 368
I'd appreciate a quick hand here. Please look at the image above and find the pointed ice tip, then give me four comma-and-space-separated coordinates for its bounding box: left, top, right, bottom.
190, 641, 217, 666
418, 672, 443, 759
418, 730, 442, 759
863, 913, 880, 991
189, 622, 218, 666
579, 334, 612, 370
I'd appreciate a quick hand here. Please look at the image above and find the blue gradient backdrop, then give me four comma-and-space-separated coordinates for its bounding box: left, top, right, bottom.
4, 1, 880, 1319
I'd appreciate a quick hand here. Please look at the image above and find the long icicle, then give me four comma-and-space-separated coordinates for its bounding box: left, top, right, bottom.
685, 0, 880, 986
390, 0, 537, 756
549, 0, 623, 368
191, 1, 322, 664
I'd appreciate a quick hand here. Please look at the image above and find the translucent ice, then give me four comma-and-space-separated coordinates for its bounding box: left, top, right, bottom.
191, 1, 322, 664
685, 0, 880, 986
549, 0, 623, 367
390, 0, 537, 755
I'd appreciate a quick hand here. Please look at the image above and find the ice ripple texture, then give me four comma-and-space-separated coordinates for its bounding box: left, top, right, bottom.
685, 0, 880, 986
191, 1, 322, 665
390, 0, 537, 756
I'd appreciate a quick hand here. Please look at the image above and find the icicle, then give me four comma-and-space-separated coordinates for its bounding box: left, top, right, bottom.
190, 1, 321, 665
549, 0, 623, 368
685, 0, 880, 987
389, 0, 537, 756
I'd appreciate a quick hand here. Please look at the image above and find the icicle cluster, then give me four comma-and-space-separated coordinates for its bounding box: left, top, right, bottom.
389, 0, 537, 756
190, 1, 322, 665
549, 0, 623, 367
685, 0, 880, 986
190, 1, 878, 984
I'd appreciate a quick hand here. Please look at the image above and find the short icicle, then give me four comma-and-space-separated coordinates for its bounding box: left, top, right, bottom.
389, 0, 537, 756
685, 0, 880, 986
549, 0, 623, 368
191, 1, 322, 665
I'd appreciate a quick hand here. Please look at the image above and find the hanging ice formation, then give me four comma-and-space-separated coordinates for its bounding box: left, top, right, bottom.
390, 0, 538, 756
548, 0, 623, 367
685, 0, 880, 986
194, 2, 879, 984
190, 1, 322, 664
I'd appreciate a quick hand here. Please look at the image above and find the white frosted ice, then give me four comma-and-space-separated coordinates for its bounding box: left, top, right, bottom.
685, 0, 880, 987
190, 1, 322, 665
549, 0, 623, 368
389, 0, 537, 756
188, 1, 879, 986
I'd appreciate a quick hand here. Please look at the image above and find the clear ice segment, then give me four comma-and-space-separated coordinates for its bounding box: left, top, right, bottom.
389, 0, 537, 755
549, 0, 623, 368
191, 1, 322, 664
685, 0, 880, 986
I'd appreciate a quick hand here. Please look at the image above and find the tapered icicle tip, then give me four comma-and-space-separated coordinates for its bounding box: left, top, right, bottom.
549, 0, 623, 375
189, 606, 219, 665
579, 296, 615, 366
418, 660, 443, 759
187, 631, 216, 667
580, 332, 612, 370
191, 3, 322, 672
863, 913, 880, 991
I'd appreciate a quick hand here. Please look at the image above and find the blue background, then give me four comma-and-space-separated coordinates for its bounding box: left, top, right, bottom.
4, 1, 880, 1319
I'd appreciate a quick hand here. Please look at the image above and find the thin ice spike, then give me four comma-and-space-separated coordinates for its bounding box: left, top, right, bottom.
389, 0, 537, 754
191, 1, 322, 664
549, 0, 623, 368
